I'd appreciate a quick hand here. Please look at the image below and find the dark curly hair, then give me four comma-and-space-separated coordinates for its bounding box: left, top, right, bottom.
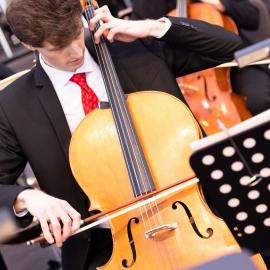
6, 0, 83, 48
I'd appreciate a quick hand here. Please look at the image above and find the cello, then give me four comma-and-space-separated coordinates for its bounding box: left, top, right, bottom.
168, 0, 252, 136
69, 1, 266, 269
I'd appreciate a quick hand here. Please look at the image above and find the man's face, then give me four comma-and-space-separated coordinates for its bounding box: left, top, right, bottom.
24, 28, 85, 72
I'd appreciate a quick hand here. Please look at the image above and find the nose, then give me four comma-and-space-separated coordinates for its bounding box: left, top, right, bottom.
69, 41, 83, 59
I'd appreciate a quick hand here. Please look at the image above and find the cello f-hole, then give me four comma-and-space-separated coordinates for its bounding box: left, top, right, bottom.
197, 75, 216, 102
172, 201, 213, 239
122, 217, 140, 268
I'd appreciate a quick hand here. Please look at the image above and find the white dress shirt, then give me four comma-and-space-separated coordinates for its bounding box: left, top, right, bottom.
40, 49, 108, 135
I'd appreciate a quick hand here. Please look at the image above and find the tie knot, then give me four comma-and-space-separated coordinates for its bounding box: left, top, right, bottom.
70, 72, 87, 86
69, 72, 99, 115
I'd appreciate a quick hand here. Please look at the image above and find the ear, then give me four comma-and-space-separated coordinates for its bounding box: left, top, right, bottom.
22, 42, 37, 51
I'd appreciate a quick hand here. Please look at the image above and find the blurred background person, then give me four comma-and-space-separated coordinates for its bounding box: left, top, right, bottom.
130, 0, 270, 116
199, 0, 270, 116
130, 0, 176, 20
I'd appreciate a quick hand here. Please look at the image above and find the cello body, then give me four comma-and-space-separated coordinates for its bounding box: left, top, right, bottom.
168, 3, 252, 135
70, 91, 265, 269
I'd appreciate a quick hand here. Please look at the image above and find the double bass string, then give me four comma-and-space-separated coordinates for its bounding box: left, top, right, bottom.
85, 2, 180, 269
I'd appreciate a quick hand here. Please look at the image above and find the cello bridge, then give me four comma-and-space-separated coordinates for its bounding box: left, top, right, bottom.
178, 83, 199, 94
144, 223, 178, 239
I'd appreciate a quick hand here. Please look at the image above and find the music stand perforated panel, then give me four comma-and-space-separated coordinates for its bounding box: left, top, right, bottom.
190, 122, 270, 253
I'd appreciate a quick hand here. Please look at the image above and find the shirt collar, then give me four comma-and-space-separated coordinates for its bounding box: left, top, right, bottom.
39, 48, 95, 88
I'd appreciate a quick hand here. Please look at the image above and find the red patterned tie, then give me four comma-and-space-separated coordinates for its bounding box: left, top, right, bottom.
70, 73, 99, 115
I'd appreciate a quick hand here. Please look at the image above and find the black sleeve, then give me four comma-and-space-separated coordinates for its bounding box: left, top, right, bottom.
142, 16, 243, 78
0, 104, 33, 228
130, 0, 176, 20
221, 0, 259, 30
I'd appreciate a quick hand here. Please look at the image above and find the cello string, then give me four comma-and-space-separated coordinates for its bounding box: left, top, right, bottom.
84, 6, 173, 270
86, 2, 152, 210
85, 3, 169, 268
138, 204, 164, 270
85, 2, 146, 209
96, 24, 177, 270
153, 201, 180, 269
94, 16, 180, 268
84, 3, 167, 262
97, 33, 177, 270
86, 3, 181, 269
87, 4, 179, 269
85, 7, 169, 270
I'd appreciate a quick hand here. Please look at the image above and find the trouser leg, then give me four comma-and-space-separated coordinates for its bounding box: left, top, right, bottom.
0, 252, 7, 270
230, 65, 270, 116
87, 229, 113, 270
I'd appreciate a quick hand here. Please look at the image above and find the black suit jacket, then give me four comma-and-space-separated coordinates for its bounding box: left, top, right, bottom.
0, 17, 242, 270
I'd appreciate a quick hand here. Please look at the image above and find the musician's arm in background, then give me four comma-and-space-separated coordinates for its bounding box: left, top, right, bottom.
130, 0, 176, 20
197, 0, 259, 30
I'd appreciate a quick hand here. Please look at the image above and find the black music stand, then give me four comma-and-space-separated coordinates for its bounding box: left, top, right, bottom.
189, 109, 270, 254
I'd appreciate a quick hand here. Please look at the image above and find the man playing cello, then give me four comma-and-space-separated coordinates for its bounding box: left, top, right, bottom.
0, 0, 242, 269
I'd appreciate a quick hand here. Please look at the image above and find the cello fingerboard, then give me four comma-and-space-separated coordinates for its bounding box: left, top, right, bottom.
83, 2, 156, 197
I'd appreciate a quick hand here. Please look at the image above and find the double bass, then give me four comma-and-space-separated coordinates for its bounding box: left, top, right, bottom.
168, 0, 252, 135
69, 1, 266, 269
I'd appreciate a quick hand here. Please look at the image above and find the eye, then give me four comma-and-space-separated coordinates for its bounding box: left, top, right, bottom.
50, 45, 65, 51
55, 46, 64, 51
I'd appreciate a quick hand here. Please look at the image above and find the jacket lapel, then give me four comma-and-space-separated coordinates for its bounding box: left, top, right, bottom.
35, 60, 71, 162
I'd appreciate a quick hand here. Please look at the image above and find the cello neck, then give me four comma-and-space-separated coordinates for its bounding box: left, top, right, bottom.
176, 0, 187, 18
83, 1, 156, 197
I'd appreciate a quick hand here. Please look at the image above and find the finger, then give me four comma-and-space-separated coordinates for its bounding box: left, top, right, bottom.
89, 12, 111, 31
47, 211, 63, 247
61, 201, 81, 233
54, 207, 72, 242
103, 30, 110, 40
106, 27, 121, 43
39, 216, 54, 244
94, 5, 111, 17
49, 222, 53, 233
94, 22, 117, 43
